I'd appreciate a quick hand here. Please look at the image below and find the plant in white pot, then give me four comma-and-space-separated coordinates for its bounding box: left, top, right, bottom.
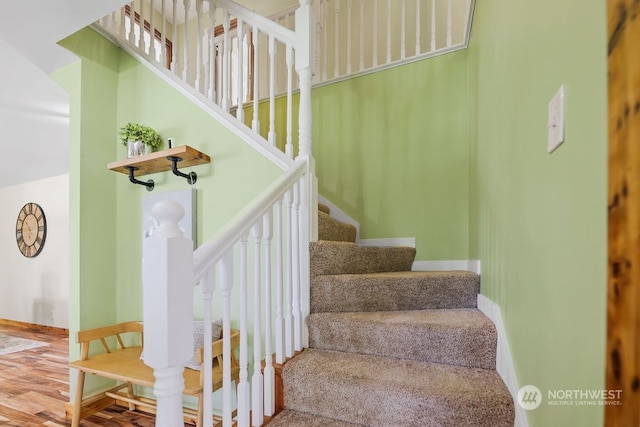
118, 122, 163, 158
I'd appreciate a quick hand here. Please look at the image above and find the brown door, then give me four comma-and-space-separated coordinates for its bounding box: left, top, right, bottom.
606, 0, 640, 425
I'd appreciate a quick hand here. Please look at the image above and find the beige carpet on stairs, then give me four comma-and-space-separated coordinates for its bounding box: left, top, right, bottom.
267, 204, 515, 427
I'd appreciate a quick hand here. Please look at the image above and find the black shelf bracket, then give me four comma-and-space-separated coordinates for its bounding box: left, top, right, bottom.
125, 166, 155, 192
167, 156, 197, 185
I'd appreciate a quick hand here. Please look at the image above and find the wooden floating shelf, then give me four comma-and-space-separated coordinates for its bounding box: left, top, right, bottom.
108, 145, 210, 177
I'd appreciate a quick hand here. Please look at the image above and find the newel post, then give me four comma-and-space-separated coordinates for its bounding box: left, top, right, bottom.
296, 0, 318, 348
142, 200, 194, 427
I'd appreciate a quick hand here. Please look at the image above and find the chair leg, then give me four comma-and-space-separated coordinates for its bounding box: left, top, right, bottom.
126, 382, 136, 410
71, 371, 86, 427
197, 391, 204, 427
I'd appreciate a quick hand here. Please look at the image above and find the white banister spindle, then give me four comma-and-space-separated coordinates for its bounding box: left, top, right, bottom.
200, 268, 215, 427
334, 0, 340, 77
252, 26, 260, 132
291, 182, 302, 351
237, 234, 250, 427
262, 212, 275, 416
161, 0, 166, 65
208, 5, 217, 101
221, 12, 230, 111
183, 0, 191, 82
142, 201, 193, 427
322, 0, 328, 80
415, 0, 421, 54
283, 190, 293, 358
446, 0, 453, 46
219, 253, 234, 427
285, 45, 294, 158
195, 0, 203, 91
401, 0, 406, 59
138, 0, 145, 50
430, 0, 436, 51
237, 19, 245, 120
171, 0, 178, 72
373, 0, 378, 66
251, 222, 264, 426
386, 0, 391, 63
128, 1, 135, 45
359, 0, 364, 70
346, 0, 352, 74
268, 35, 277, 145
149, 0, 156, 59
274, 200, 285, 364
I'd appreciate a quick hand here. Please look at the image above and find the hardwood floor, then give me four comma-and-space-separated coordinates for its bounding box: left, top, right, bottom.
0, 323, 159, 426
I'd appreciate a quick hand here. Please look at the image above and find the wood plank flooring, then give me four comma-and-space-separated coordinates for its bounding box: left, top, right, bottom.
0, 323, 160, 426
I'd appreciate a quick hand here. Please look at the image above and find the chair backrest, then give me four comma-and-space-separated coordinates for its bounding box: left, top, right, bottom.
76, 321, 144, 359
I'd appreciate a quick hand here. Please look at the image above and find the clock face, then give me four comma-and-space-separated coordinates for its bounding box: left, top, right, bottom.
16, 203, 47, 258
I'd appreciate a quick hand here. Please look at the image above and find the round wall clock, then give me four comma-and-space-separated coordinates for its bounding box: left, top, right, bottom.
15, 202, 47, 258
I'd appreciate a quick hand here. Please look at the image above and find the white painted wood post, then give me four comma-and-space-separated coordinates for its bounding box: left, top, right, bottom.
142, 200, 194, 427
296, 0, 315, 159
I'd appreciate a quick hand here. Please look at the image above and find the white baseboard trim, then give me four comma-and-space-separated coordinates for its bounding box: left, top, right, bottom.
412, 260, 481, 274
359, 237, 416, 247
477, 294, 529, 427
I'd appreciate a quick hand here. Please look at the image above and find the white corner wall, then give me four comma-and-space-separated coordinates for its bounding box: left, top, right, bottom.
0, 174, 70, 328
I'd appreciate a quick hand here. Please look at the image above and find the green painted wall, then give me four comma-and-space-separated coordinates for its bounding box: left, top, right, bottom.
468, 1, 607, 426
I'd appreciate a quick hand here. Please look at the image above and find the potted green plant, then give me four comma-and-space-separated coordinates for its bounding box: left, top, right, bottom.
118, 122, 163, 158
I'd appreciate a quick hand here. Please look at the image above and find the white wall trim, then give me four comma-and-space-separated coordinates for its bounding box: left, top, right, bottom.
477, 294, 528, 427
412, 260, 481, 274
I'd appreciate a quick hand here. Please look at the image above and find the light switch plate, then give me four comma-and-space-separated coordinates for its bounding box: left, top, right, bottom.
547, 85, 565, 153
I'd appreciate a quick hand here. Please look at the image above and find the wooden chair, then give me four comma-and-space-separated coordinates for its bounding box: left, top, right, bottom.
69, 321, 239, 427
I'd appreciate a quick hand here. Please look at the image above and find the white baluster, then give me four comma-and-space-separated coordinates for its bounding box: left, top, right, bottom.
447, 0, 453, 46
183, 0, 191, 82
237, 234, 250, 427
401, 0, 406, 59
138, 0, 145, 50
208, 5, 217, 101
373, 0, 378, 66
263, 212, 275, 416
120, 5, 127, 39
268, 35, 276, 145
431, 0, 436, 51
252, 26, 260, 132
222, 12, 230, 111
291, 182, 302, 351
386, 0, 391, 63
415, 0, 421, 55
219, 253, 234, 427
334, 0, 340, 77
237, 19, 245, 120
195, 0, 203, 92
283, 190, 293, 358
251, 222, 264, 426
161, 0, 166, 66
315, 19, 322, 82
359, 0, 364, 70
142, 201, 193, 427
128, 2, 135, 45
298, 173, 313, 348
322, 0, 328, 81
171, 0, 178, 73
285, 45, 294, 158
201, 268, 215, 427
274, 200, 285, 364
149, 0, 156, 59
346, 0, 352, 74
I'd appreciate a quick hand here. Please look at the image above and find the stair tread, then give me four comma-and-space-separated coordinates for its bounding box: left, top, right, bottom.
311, 270, 479, 313
307, 309, 496, 369
268, 409, 363, 427
283, 348, 514, 427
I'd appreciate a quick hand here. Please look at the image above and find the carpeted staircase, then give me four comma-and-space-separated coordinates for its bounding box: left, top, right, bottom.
267, 205, 515, 426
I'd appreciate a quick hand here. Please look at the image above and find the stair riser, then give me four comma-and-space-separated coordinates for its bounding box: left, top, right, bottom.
310, 242, 415, 276
318, 212, 357, 243
311, 275, 479, 313
307, 314, 497, 370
